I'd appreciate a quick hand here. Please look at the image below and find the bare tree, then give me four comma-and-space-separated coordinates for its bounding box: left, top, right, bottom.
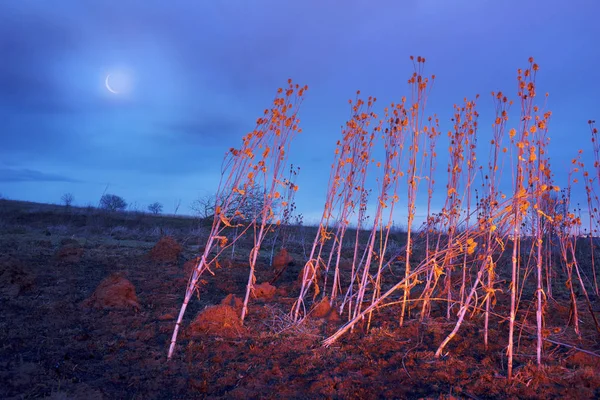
148, 202, 163, 215
190, 194, 217, 219
99, 194, 127, 212
61, 193, 74, 208
192, 184, 272, 222
225, 183, 270, 222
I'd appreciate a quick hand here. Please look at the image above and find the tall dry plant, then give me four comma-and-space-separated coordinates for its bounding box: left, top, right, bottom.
585, 120, 600, 296
162, 54, 600, 381
354, 101, 408, 325
557, 153, 600, 336
458, 96, 479, 308
434, 97, 511, 359
419, 115, 441, 320
399, 56, 434, 326
419, 97, 474, 322
268, 164, 300, 278
482, 90, 511, 349
240, 83, 306, 323
505, 57, 538, 378
168, 80, 307, 359
528, 91, 552, 367
292, 93, 377, 321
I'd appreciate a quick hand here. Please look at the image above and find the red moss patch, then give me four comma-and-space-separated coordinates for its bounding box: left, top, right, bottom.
310, 297, 341, 323
82, 273, 140, 310
273, 248, 293, 271
55, 239, 84, 264
567, 351, 600, 369
252, 282, 276, 299
188, 304, 245, 338
0, 257, 34, 297
149, 236, 182, 263
220, 293, 243, 309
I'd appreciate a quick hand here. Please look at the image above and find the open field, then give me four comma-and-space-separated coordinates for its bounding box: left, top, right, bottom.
1, 200, 599, 399
2, 1, 599, 398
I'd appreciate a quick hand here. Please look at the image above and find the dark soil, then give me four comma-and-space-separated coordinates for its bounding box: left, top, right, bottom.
1, 207, 599, 399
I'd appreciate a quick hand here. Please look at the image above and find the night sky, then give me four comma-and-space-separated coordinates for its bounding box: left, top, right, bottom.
1, 0, 599, 224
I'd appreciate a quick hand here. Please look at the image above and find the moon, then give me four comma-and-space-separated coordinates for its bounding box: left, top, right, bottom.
105, 74, 118, 94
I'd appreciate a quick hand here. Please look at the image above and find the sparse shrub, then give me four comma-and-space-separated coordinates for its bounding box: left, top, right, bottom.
99, 194, 127, 212
148, 202, 163, 215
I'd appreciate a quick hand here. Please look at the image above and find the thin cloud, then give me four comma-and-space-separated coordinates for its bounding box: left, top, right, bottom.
0, 168, 81, 183
158, 117, 248, 145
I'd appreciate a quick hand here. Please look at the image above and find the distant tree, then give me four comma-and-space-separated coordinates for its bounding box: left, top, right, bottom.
232, 183, 270, 222
99, 194, 127, 212
191, 184, 272, 223
190, 194, 217, 219
148, 202, 163, 215
61, 193, 74, 207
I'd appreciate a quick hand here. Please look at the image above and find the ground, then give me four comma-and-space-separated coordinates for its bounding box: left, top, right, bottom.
1, 200, 599, 399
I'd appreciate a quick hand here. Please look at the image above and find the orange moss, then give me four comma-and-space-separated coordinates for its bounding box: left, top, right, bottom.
188, 304, 245, 338
252, 282, 276, 300
82, 273, 140, 310
149, 236, 182, 263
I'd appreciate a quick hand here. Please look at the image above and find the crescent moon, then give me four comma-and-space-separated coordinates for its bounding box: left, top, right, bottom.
105, 74, 118, 94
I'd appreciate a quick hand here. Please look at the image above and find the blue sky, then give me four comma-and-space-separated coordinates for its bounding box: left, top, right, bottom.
1, 0, 599, 224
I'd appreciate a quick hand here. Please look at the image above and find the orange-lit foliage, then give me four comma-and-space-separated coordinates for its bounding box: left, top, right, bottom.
319, 57, 598, 380
169, 80, 307, 359
168, 57, 599, 382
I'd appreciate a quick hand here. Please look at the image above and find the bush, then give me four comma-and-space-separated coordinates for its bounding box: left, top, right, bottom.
99, 194, 127, 212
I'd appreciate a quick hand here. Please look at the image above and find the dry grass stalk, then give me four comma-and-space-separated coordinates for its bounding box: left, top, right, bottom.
168, 80, 307, 359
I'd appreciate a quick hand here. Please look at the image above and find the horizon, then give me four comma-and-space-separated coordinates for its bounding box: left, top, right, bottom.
1, 0, 599, 226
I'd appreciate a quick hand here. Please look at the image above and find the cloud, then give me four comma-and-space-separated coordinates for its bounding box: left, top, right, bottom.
0, 5, 82, 114
0, 168, 80, 183
157, 116, 248, 145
